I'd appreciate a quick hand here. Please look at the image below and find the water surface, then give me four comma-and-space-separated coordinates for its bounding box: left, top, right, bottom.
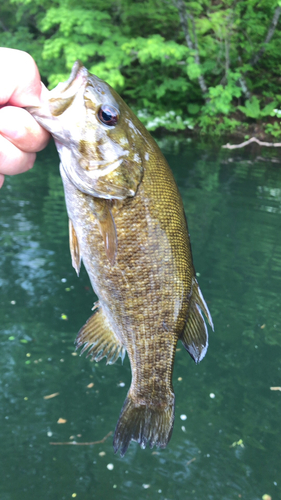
0, 139, 280, 500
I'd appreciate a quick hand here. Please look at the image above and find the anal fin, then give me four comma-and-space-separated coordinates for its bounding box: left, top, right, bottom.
180, 277, 214, 364
76, 303, 125, 365
69, 219, 81, 276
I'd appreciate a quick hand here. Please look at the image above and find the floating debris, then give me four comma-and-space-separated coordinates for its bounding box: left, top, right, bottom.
180, 414, 187, 420
186, 458, 196, 466
99, 451, 106, 457
107, 463, 114, 470
44, 392, 60, 400
262, 495, 272, 500
87, 383, 94, 388
142, 484, 150, 489
178, 377, 182, 381
50, 431, 113, 445
270, 387, 281, 391
57, 418, 67, 424
60, 313, 68, 320
230, 439, 244, 448
260, 324, 266, 329
209, 393, 215, 399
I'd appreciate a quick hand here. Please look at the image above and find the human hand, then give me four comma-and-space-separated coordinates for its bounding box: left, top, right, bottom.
0, 48, 50, 188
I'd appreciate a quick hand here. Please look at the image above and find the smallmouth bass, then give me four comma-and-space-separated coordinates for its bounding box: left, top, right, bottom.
27, 62, 213, 456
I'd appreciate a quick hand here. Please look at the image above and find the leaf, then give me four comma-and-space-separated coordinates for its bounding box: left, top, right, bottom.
57, 418, 67, 424
261, 101, 278, 117
238, 96, 261, 119
44, 392, 60, 400
186, 61, 201, 80
188, 103, 200, 115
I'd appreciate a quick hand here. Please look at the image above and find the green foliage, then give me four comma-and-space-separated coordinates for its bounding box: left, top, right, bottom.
265, 121, 281, 137
136, 109, 194, 132
238, 96, 278, 119
1, 0, 281, 135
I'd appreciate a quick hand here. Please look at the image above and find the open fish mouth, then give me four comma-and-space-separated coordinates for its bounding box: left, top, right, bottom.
50, 60, 88, 101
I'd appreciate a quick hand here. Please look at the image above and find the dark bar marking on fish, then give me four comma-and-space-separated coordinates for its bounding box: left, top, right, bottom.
69, 219, 81, 276
76, 304, 126, 365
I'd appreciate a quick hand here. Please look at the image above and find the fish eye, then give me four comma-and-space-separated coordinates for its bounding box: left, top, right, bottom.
98, 105, 119, 126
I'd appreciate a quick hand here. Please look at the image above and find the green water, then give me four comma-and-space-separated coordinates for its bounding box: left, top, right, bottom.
1, 139, 281, 500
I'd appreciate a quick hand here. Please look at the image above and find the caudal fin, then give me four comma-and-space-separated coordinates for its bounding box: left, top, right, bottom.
113, 395, 174, 457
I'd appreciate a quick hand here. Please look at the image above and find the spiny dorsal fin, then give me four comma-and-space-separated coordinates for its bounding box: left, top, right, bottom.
180, 278, 214, 364
76, 303, 126, 365
69, 218, 81, 276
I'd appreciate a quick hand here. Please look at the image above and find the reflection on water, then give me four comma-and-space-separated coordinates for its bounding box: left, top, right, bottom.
1, 140, 281, 500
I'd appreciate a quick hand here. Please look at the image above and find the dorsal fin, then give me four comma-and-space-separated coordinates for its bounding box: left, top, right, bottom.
69, 218, 81, 276
76, 303, 126, 365
180, 278, 214, 364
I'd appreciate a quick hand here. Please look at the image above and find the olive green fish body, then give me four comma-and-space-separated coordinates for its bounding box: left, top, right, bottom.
27, 62, 213, 456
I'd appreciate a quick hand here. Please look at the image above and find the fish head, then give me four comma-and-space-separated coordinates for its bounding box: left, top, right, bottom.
27, 61, 148, 199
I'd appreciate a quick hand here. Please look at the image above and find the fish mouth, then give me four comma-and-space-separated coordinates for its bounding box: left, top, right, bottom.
62, 61, 88, 93
54, 61, 88, 98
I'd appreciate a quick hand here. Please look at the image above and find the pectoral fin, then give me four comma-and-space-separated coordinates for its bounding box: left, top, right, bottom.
69, 219, 81, 276
90, 198, 117, 265
76, 303, 126, 365
180, 278, 214, 364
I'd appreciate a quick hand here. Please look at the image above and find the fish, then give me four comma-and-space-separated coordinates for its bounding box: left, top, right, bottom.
27, 61, 213, 457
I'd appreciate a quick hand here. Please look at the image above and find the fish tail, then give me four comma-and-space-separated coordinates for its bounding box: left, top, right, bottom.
113, 394, 174, 457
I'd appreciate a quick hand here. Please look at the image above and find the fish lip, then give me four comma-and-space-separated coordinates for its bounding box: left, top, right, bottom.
63, 60, 88, 93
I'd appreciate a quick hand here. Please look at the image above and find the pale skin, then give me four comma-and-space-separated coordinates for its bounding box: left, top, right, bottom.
0, 48, 50, 188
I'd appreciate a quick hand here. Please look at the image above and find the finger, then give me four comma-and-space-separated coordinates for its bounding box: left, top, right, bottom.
0, 174, 4, 188
0, 106, 50, 153
0, 134, 36, 176
0, 48, 42, 107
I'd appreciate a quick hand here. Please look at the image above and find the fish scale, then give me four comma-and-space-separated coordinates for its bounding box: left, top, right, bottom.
26, 60, 213, 456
